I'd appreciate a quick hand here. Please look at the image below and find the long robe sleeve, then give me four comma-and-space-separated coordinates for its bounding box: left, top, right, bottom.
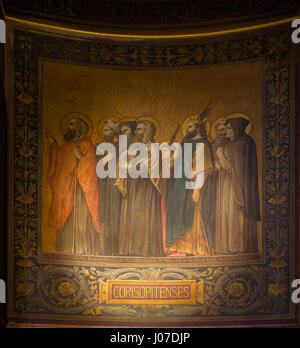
47, 137, 101, 233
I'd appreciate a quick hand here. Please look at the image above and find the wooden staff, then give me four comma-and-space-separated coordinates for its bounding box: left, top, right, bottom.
218, 166, 221, 250
216, 141, 226, 253
72, 120, 80, 255
169, 124, 180, 145
199, 206, 211, 256
110, 178, 114, 256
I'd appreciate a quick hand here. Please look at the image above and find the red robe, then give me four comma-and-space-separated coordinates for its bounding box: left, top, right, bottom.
47, 137, 101, 234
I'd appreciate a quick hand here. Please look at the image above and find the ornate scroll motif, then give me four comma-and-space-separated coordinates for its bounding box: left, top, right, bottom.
14, 267, 267, 318
10, 27, 293, 322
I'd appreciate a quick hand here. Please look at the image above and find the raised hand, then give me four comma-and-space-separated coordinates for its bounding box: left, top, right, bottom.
73, 147, 82, 160
45, 129, 56, 145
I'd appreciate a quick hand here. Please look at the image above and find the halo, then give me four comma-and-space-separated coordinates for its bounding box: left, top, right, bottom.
137, 116, 161, 138
118, 117, 138, 135
181, 116, 211, 137
225, 113, 252, 135
97, 117, 120, 137
60, 112, 93, 138
210, 117, 227, 141
119, 117, 137, 124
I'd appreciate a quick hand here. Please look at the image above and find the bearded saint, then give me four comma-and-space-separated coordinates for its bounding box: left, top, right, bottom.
215, 117, 261, 254
212, 121, 228, 157
47, 117, 101, 255
165, 117, 214, 256
97, 119, 122, 256
119, 120, 137, 145
203, 120, 229, 252
116, 120, 165, 257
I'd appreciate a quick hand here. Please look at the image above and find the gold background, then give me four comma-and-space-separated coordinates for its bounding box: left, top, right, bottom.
41, 59, 263, 254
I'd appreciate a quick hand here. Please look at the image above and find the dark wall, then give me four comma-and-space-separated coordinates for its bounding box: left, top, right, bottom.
296, 47, 300, 310
0, 8, 7, 326
0, 2, 299, 327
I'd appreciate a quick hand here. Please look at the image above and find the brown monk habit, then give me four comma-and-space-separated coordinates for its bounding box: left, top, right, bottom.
215, 117, 261, 254
117, 121, 165, 257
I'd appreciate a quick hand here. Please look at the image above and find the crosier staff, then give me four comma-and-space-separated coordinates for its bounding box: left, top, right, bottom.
215, 138, 222, 254
192, 102, 213, 256
110, 177, 114, 256
215, 135, 228, 253
72, 119, 81, 255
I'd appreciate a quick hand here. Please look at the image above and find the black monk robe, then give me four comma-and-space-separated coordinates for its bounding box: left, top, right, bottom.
215, 118, 261, 254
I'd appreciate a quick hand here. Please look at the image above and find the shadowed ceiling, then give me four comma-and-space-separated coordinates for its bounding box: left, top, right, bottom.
2, 0, 300, 34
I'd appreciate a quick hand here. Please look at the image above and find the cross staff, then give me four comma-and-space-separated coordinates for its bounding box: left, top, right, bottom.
72, 119, 80, 255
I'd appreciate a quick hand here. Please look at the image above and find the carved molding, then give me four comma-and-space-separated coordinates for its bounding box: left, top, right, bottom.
4, 0, 299, 30
7, 26, 295, 323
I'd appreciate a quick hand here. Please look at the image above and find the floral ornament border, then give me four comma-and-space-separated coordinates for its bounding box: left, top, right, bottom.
9, 27, 295, 323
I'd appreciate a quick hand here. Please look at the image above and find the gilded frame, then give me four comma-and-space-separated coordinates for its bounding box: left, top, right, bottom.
6, 21, 297, 326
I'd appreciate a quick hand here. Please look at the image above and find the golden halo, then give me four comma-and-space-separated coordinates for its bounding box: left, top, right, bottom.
97, 117, 120, 137
210, 117, 227, 141
181, 116, 211, 137
225, 113, 252, 135
137, 116, 161, 138
119, 117, 137, 124
60, 112, 93, 138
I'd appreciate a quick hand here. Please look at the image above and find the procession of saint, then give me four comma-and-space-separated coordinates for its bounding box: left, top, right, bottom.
46, 104, 261, 258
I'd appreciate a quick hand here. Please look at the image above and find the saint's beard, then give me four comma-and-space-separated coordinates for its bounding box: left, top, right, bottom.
64, 129, 76, 142
216, 135, 228, 147
185, 129, 198, 140
131, 133, 144, 144
103, 134, 116, 143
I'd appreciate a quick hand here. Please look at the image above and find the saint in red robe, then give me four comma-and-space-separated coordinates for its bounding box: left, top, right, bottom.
47, 137, 102, 255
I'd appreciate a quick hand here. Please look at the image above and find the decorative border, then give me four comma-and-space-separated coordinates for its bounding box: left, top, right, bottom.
40, 250, 262, 268
7, 24, 296, 324
105, 280, 198, 305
